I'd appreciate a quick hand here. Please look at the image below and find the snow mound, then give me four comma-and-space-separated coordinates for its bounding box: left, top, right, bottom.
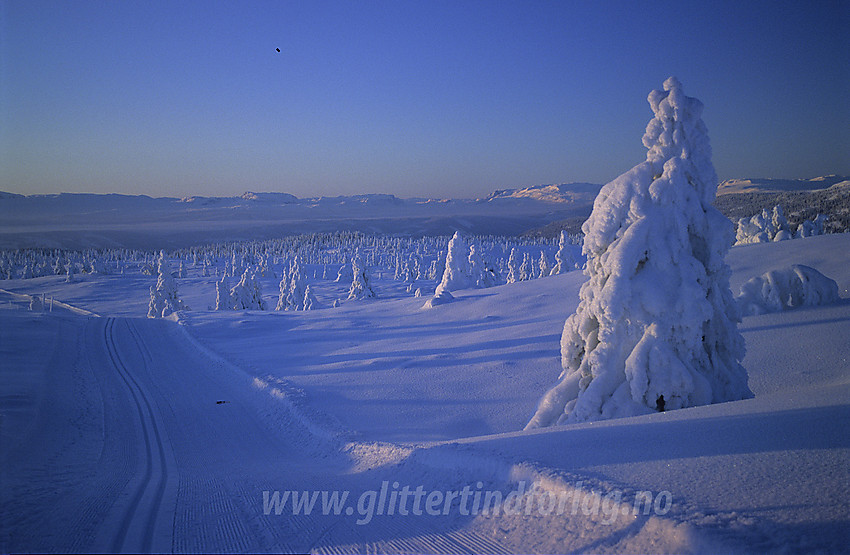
737, 264, 841, 316
422, 289, 454, 308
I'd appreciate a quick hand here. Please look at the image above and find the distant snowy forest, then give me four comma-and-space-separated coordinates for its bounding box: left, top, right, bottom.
0, 232, 583, 306
714, 182, 850, 234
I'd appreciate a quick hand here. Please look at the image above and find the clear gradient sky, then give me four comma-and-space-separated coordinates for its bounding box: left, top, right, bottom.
1, 0, 848, 199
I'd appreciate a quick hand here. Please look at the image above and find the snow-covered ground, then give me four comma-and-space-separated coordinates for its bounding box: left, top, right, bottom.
1, 234, 848, 553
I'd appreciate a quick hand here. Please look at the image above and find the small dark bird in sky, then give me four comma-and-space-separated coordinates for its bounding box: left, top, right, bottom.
276, 48, 280, 52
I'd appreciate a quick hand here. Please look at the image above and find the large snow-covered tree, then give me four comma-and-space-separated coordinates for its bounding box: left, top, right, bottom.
527, 77, 752, 427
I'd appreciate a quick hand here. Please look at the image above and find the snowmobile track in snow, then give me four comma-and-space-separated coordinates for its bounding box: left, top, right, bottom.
102, 317, 171, 553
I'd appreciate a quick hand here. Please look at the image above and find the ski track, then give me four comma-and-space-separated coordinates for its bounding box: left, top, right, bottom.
101, 317, 172, 553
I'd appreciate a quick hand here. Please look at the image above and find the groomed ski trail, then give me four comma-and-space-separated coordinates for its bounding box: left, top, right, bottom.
98, 317, 176, 553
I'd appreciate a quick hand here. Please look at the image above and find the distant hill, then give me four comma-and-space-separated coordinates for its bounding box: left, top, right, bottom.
485, 182, 602, 204
714, 178, 850, 233
717, 175, 848, 194
0, 187, 598, 250
3, 176, 847, 249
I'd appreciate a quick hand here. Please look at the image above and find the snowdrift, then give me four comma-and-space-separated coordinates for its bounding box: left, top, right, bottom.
737, 264, 840, 315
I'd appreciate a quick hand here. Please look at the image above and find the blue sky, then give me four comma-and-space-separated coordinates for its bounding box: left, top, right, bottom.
1, 0, 848, 198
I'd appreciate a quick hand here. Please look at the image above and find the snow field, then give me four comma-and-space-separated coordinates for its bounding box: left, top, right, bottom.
1, 233, 848, 553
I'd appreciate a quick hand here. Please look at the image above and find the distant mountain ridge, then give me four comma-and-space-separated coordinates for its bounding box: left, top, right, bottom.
485, 182, 603, 203
717, 175, 849, 195
1, 176, 846, 248
4, 175, 844, 205
0, 184, 602, 249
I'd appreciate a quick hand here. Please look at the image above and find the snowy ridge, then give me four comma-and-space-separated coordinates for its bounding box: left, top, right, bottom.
0, 189, 596, 250
717, 174, 849, 194
485, 182, 602, 203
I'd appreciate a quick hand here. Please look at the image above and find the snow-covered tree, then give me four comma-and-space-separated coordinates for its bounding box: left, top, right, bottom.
276, 257, 310, 311
214, 275, 230, 310
434, 232, 472, 296
519, 252, 531, 281
469, 244, 498, 288
505, 248, 520, 284
736, 205, 798, 244
429, 251, 446, 282
335, 262, 353, 284
771, 205, 791, 241
89, 256, 112, 275
230, 268, 266, 310
302, 284, 319, 310
348, 250, 376, 300
550, 231, 578, 275
527, 77, 751, 427
53, 255, 66, 275
796, 214, 829, 238
538, 251, 551, 279
148, 253, 188, 318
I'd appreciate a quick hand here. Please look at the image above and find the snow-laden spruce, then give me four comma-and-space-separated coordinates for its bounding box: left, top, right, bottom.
550, 231, 578, 275
735, 205, 793, 245
737, 265, 840, 316
214, 275, 230, 310
148, 253, 188, 318
505, 248, 520, 284
230, 267, 266, 310
347, 250, 376, 300
470, 244, 498, 288
527, 77, 752, 427
434, 232, 473, 296
796, 214, 828, 238
426, 232, 499, 307
276, 257, 314, 310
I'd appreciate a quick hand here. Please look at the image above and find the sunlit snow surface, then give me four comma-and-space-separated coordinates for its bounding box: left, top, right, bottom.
1, 234, 848, 553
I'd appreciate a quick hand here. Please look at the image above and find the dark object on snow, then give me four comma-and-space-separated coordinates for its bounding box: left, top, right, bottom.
216, 400, 228, 405
656, 395, 665, 412
276, 48, 280, 52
